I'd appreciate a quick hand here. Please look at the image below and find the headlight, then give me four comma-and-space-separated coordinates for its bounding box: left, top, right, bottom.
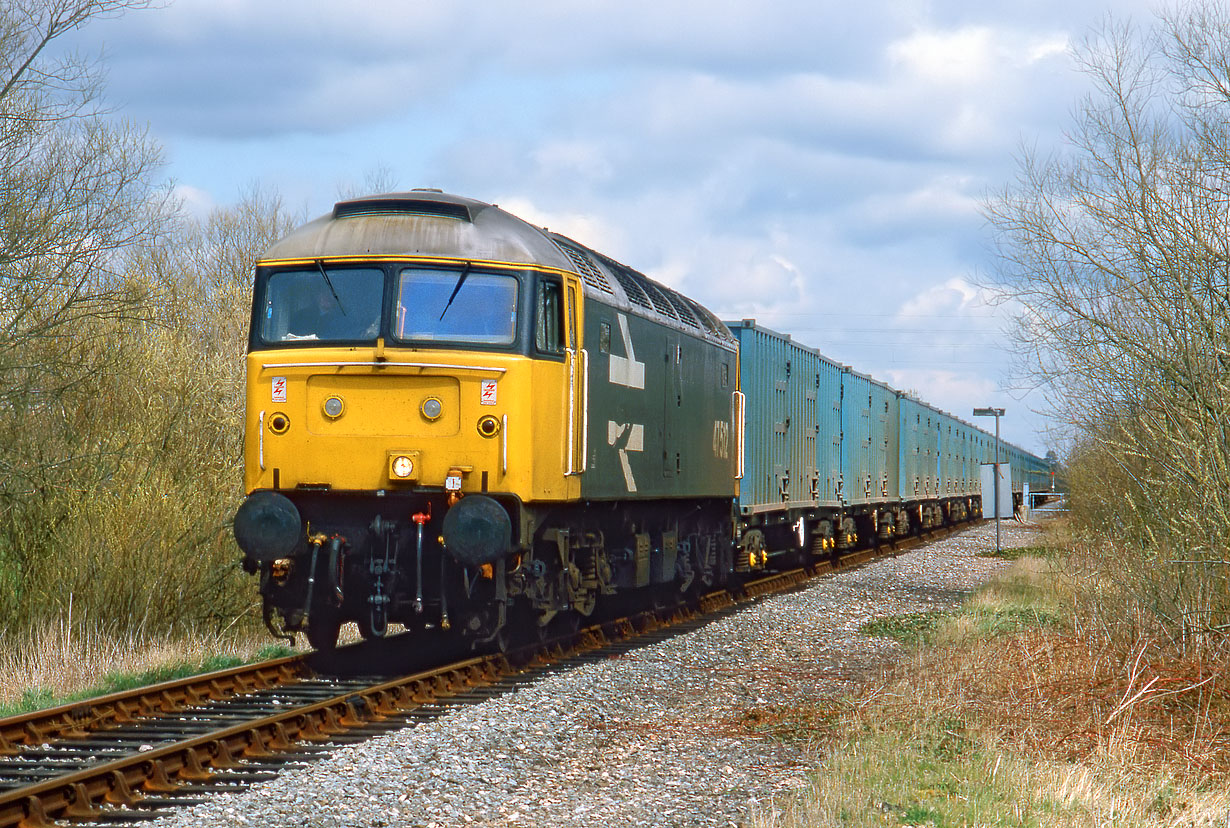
391, 455, 414, 478
387, 450, 420, 482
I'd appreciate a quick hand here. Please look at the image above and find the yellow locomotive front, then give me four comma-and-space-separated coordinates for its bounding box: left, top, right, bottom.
234, 193, 588, 649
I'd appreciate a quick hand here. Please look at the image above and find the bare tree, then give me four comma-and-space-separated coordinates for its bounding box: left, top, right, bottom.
0, 0, 167, 406
984, 3, 1230, 651
336, 164, 400, 201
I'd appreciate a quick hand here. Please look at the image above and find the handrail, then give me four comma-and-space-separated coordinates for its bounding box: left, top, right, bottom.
260, 361, 507, 373
565, 348, 577, 476
579, 349, 589, 473
733, 391, 746, 480
501, 414, 508, 475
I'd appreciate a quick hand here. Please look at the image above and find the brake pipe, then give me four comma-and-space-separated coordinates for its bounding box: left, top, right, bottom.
412, 507, 431, 614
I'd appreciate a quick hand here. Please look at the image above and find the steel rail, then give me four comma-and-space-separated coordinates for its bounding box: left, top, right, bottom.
0, 656, 504, 827
0, 655, 307, 757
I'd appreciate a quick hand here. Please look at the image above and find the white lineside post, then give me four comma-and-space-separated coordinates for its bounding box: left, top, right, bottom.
973, 407, 1005, 555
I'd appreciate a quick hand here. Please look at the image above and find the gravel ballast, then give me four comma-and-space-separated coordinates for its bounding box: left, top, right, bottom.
151, 518, 1045, 828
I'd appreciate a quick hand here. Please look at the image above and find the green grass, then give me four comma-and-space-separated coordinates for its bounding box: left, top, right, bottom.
861, 606, 1058, 646
862, 554, 1062, 646
978, 544, 1060, 561
807, 559, 1066, 823
861, 611, 952, 644
967, 605, 1059, 635
767, 705, 1179, 828
0, 644, 295, 718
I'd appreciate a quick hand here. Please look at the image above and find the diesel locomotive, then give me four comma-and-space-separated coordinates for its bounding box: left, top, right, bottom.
232, 190, 1047, 650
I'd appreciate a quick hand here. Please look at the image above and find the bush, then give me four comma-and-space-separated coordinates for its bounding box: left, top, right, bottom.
0, 193, 296, 637
984, 2, 1230, 657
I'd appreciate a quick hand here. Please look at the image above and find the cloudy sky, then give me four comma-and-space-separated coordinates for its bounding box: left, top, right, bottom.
67, 0, 1163, 455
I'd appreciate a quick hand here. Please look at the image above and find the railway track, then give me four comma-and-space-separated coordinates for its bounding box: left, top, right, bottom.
0, 523, 961, 827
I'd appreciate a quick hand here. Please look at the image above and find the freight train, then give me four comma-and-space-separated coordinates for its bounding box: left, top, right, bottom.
232, 191, 1049, 650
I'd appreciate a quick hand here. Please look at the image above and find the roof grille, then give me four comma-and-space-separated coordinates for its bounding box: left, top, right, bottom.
550, 236, 614, 293
555, 245, 730, 341
666, 292, 698, 327
641, 280, 679, 320
684, 296, 731, 339
333, 198, 472, 222
603, 260, 653, 311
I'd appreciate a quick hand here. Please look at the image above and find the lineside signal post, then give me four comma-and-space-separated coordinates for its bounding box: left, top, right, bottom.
973, 407, 1006, 555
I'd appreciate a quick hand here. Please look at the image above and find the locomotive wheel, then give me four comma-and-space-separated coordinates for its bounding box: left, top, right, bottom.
492, 624, 514, 654
496, 604, 547, 651
547, 611, 581, 640
306, 611, 341, 652
569, 571, 597, 616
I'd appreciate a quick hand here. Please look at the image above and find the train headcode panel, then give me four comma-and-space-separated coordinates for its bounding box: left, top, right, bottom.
231, 191, 1048, 651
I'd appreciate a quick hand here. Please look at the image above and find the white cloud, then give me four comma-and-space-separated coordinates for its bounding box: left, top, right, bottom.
493, 197, 625, 255
529, 140, 617, 187
847, 176, 981, 239
880, 367, 999, 417
894, 277, 999, 323
889, 26, 1001, 84
1028, 34, 1070, 63
877, 24, 1077, 154
172, 183, 216, 220
888, 25, 1070, 84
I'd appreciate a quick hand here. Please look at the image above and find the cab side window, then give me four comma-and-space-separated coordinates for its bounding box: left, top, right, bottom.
536, 279, 564, 354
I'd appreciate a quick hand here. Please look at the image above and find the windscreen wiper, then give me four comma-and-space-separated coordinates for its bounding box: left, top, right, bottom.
316, 259, 346, 315
438, 262, 472, 321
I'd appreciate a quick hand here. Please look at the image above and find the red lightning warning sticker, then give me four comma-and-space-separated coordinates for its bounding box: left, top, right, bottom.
480, 380, 497, 405
271, 376, 287, 403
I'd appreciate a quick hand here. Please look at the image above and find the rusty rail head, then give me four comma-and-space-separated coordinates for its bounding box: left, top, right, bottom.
0, 650, 509, 828
0, 654, 307, 757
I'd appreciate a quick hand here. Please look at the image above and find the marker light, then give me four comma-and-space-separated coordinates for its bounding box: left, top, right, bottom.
322, 396, 345, 419
421, 397, 443, 420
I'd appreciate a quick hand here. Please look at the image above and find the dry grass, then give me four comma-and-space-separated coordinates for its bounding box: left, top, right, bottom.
963, 632, 1229, 777
0, 612, 286, 712
1031, 759, 1230, 827
755, 550, 1230, 828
